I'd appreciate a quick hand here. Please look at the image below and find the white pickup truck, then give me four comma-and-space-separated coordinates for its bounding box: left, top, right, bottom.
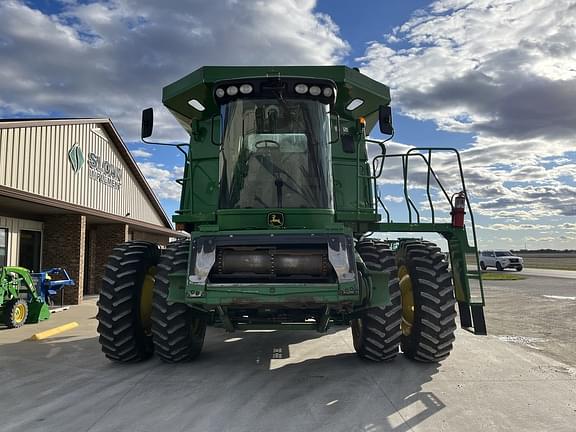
479, 250, 524, 271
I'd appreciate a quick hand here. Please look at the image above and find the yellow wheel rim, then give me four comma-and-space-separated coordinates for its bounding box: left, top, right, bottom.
398, 265, 415, 336
14, 303, 26, 324
139, 266, 156, 335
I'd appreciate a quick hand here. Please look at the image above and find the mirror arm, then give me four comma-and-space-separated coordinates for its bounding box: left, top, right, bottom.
141, 137, 189, 158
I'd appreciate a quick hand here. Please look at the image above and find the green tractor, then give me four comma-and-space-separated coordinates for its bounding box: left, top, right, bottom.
97, 66, 486, 364
1, 267, 50, 328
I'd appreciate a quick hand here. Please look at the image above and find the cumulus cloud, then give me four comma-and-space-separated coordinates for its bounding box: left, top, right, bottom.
359, 0, 576, 242
0, 0, 348, 140
131, 148, 152, 158
137, 162, 183, 200
361, 0, 576, 144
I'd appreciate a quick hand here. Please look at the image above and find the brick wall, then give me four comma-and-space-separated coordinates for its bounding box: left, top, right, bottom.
42, 214, 86, 305
86, 223, 128, 295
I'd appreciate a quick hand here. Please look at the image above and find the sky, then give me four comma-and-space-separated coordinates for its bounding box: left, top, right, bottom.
1, 0, 575, 250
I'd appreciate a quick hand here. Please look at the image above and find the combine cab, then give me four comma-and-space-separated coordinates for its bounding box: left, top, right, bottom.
97, 66, 486, 363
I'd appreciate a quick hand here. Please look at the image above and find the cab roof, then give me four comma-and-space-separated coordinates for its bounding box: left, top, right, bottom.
162, 65, 391, 134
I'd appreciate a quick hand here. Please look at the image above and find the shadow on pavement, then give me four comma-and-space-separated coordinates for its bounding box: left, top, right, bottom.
0, 327, 442, 432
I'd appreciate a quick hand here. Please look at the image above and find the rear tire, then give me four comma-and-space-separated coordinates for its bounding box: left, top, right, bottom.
97, 241, 160, 362
4, 299, 28, 328
152, 241, 207, 363
352, 240, 402, 362
496, 261, 503, 271
397, 240, 457, 362
480, 261, 486, 271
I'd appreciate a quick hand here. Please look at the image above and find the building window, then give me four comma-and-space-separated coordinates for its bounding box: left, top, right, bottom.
0, 228, 7, 266
19, 230, 42, 272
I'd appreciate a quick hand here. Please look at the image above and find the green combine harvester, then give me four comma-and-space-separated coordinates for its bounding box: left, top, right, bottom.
97, 66, 486, 364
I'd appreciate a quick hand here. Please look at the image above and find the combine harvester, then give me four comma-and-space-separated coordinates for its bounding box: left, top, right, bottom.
97, 66, 486, 363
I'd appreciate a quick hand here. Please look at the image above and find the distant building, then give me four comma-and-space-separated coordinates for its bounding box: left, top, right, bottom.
0, 118, 181, 304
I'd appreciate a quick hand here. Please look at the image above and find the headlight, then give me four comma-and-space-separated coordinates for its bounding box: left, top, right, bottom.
239, 84, 253, 94
226, 86, 238, 96
323, 87, 333, 97
215, 88, 225, 98
294, 83, 308, 94
309, 85, 321, 96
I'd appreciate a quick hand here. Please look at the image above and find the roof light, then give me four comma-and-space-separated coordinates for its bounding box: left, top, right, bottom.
294, 83, 308, 94
226, 86, 238, 96
309, 85, 321, 96
215, 88, 225, 98
239, 84, 253, 94
187, 99, 205, 111
346, 98, 364, 111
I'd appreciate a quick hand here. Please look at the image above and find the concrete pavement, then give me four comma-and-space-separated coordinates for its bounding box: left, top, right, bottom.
0, 298, 575, 432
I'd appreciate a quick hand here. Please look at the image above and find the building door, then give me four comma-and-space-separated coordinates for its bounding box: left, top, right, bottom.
19, 230, 42, 271
0, 228, 7, 266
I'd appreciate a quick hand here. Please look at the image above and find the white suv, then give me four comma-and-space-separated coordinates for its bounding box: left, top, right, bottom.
480, 250, 524, 272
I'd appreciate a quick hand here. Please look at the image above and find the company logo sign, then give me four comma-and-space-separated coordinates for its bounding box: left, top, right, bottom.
88, 153, 123, 190
68, 143, 85, 173
267, 212, 284, 227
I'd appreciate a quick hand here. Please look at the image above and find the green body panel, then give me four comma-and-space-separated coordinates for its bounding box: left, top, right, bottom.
217, 209, 337, 230
0, 266, 50, 324
163, 65, 390, 132
365, 270, 390, 308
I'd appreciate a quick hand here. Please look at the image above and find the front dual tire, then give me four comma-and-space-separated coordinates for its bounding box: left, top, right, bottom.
352, 239, 457, 363
97, 240, 206, 363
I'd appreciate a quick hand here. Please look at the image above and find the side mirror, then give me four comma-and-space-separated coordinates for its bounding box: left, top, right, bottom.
211, 115, 222, 146
141, 108, 154, 139
379, 105, 394, 135
329, 113, 341, 144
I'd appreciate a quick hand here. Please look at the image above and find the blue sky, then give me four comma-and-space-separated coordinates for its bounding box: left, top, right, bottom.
1, 0, 575, 250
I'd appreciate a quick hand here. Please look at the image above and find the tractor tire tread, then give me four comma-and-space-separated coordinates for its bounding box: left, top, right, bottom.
97, 241, 160, 362
397, 240, 456, 363
352, 241, 402, 362
151, 241, 207, 363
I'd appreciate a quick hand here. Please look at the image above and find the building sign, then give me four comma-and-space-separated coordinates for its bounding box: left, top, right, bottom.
88, 153, 123, 190
68, 143, 85, 173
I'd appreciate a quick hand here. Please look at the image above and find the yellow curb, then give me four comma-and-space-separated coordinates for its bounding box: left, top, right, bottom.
31, 322, 79, 340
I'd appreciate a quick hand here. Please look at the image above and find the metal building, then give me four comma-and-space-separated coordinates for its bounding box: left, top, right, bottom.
0, 118, 180, 304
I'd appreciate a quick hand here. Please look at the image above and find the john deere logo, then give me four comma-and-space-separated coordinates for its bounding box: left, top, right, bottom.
68, 143, 85, 173
268, 213, 284, 227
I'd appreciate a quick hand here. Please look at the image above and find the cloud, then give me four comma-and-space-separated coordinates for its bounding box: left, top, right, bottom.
131, 148, 152, 158
0, 0, 348, 140
358, 0, 576, 231
360, 0, 576, 145
137, 162, 183, 200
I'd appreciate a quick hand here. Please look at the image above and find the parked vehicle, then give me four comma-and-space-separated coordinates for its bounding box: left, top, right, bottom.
480, 251, 524, 271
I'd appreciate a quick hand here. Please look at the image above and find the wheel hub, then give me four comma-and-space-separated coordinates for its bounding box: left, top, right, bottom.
14, 303, 26, 324
398, 265, 415, 336
139, 266, 156, 335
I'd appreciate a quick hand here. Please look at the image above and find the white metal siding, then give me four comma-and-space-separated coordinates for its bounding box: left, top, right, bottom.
0, 216, 43, 267
0, 123, 164, 225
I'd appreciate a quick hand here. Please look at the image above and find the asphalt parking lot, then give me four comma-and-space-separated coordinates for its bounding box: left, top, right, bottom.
1, 271, 575, 432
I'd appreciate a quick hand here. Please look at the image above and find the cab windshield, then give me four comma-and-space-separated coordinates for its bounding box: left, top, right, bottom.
219, 98, 333, 209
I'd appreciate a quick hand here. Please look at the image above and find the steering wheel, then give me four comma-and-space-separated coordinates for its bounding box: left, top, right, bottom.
254, 139, 280, 149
